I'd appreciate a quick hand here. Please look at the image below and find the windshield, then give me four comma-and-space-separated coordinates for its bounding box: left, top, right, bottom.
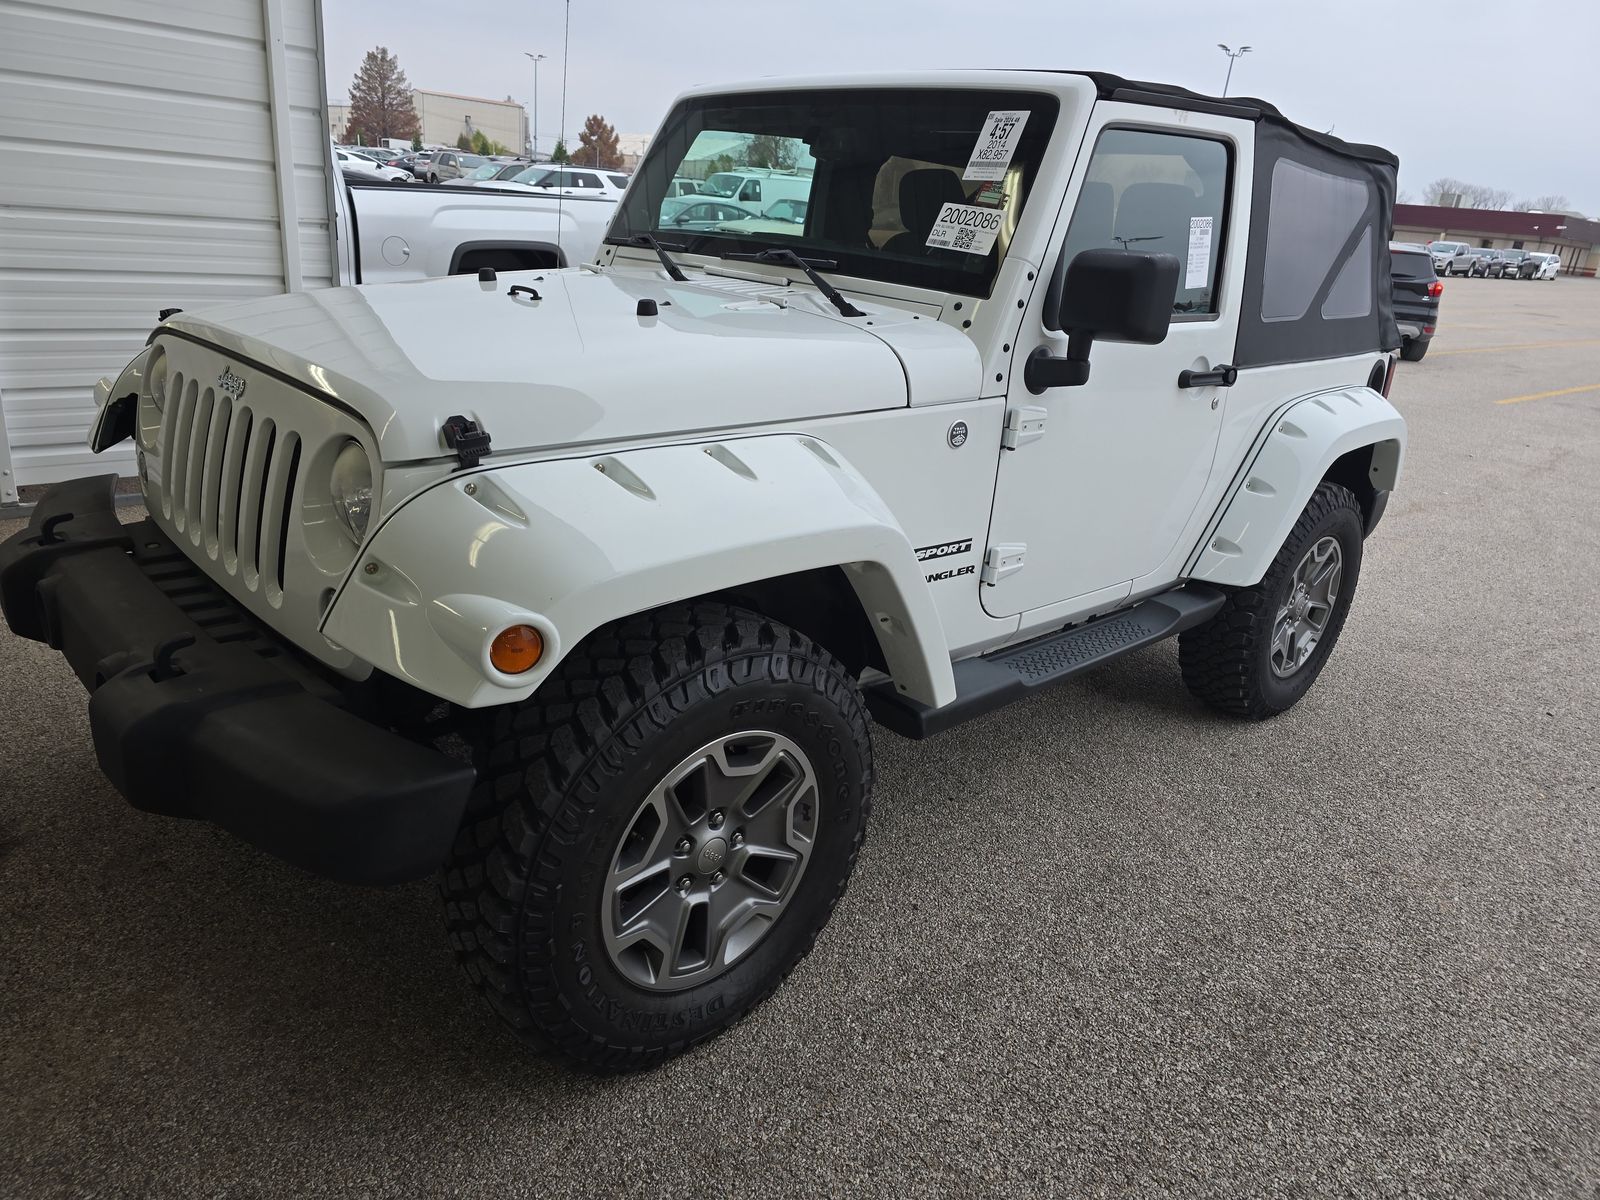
699, 172, 745, 199
511, 166, 553, 184
1501, 249, 1525, 258
465, 163, 503, 180
608, 88, 1058, 298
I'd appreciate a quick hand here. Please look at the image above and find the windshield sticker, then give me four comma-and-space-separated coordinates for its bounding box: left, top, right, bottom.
972, 180, 1008, 208
926, 203, 1003, 255
964, 110, 1029, 182
1186, 216, 1214, 289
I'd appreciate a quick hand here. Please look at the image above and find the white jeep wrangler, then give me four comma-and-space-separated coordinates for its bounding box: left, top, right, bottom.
2, 71, 1406, 1072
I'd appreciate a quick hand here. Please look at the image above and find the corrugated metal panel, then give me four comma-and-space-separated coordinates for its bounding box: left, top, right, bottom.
0, 0, 333, 493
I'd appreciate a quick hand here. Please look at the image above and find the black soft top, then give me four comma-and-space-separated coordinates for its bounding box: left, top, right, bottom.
1026, 69, 1401, 366
1060, 71, 1398, 169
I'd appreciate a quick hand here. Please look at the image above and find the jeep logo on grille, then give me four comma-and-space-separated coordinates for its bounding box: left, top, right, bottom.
217, 366, 247, 401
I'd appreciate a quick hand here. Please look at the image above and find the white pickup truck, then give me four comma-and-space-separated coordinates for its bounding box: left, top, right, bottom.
332, 177, 614, 282
3, 70, 1405, 1073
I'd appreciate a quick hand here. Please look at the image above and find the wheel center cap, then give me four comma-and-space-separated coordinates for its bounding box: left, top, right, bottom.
696, 837, 728, 874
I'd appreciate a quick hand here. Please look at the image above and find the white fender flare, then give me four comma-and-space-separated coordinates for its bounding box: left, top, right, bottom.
1186, 386, 1406, 587
322, 434, 956, 709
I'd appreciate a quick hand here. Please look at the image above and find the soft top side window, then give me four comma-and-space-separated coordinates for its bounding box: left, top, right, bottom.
1058, 127, 1231, 315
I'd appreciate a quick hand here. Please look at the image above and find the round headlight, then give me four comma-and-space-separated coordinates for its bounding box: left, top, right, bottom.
329, 440, 374, 542
137, 348, 167, 449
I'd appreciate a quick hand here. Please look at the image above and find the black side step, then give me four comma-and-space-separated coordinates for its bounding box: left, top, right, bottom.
866, 585, 1226, 739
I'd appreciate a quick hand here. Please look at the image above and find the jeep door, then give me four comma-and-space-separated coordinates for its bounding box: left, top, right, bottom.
983, 105, 1252, 621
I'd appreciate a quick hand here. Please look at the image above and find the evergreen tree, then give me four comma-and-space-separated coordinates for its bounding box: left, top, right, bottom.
576, 114, 623, 170
551, 139, 570, 164
343, 47, 419, 145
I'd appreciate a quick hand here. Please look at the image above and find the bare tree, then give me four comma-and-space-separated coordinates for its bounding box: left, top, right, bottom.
1515, 194, 1570, 213
1422, 176, 1512, 210
1397, 189, 1414, 205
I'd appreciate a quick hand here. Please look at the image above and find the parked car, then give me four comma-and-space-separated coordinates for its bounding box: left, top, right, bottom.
1426, 240, 1470, 273
494, 166, 628, 199
330, 176, 614, 278
1439, 246, 1486, 276
333, 147, 412, 183
695, 167, 813, 210
342, 145, 401, 163
659, 197, 759, 230
19, 69, 1406, 1074
665, 177, 702, 199
1492, 248, 1530, 278
1390, 242, 1442, 361
389, 152, 429, 176
1516, 252, 1560, 280
445, 162, 528, 187
714, 198, 811, 236
425, 151, 487, 183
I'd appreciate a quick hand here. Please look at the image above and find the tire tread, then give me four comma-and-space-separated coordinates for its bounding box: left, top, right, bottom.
438, 602, 872, 1073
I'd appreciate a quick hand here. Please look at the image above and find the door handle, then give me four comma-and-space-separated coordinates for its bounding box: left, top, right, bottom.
1178, 364, 1238, 389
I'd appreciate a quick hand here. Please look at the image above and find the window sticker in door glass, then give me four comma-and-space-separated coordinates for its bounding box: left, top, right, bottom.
1186, 216, 1214, 290
926, 203, 1003, 254
964, 111, 1030, 182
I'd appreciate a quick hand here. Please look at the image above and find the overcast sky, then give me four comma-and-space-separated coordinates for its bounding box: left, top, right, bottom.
324, 0, 1600, 215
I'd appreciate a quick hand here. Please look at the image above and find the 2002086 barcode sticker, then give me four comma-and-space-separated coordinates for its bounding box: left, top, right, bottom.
925, 203, 1003, 255
964, 110, 1029, 181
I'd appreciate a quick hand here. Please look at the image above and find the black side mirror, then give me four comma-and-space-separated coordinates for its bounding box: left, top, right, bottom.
1026, 249, 1180, 393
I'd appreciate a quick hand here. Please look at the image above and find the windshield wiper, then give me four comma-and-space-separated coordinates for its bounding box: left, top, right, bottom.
720, 248, 865, 318
627, 234, 689, 282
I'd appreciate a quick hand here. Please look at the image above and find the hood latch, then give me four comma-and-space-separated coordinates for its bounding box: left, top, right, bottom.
441, 415, 492, 471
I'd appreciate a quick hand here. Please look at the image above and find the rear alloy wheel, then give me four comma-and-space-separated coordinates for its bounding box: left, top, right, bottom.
1179, 482, 1365, 719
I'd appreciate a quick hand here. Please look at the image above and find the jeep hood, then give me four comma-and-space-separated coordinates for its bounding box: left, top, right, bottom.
159, 268, 979, 462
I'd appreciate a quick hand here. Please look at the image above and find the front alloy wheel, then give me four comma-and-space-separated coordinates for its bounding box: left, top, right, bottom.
439, 602, 873, 1073
603, 732, 820, 991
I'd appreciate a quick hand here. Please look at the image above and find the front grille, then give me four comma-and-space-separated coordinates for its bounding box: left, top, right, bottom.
157, 369, 303, 606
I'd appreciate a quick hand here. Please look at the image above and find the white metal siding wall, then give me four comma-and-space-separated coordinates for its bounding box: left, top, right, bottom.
0, 0, 333, 498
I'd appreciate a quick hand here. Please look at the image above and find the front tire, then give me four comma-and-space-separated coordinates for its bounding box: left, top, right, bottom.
1179, 482, 1365, 720
439, 603, 873, 1073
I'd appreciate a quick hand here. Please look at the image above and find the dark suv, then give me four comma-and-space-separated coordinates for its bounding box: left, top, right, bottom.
1390, 242, 1442, 362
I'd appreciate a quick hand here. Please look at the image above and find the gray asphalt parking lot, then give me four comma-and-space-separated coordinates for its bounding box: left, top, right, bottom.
2, 277, 1597, 1198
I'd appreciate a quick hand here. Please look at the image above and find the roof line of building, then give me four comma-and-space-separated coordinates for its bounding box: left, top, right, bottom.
410, 87, 523, 108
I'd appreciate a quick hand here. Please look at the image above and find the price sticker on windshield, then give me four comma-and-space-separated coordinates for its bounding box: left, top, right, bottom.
926, 202, 1003, 255
964, 110, 1029, 182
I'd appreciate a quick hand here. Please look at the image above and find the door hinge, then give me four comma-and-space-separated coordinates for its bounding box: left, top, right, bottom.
981, 543, 1026, 585
1001, 405, 1048, 450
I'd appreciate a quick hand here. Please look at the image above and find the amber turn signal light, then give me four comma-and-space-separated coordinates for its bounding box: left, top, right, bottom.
489, 624, 543, 674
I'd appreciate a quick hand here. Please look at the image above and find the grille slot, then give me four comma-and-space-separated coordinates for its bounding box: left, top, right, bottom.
237, 420, 276, 590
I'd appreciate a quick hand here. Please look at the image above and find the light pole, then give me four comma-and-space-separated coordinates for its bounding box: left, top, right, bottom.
1217, 44, 1252, 96
524, 52, 546, 159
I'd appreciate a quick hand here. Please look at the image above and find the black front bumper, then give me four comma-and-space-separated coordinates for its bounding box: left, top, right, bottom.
0, 476, 474, 885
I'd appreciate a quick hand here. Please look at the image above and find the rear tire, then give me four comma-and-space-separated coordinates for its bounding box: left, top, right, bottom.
1179, 482, 1365, 720
439, 602, 873, 1073
1400, 337, 1429, 362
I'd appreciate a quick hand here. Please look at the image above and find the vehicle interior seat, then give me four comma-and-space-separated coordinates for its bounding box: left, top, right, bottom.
1064, 181, 1115, 253
883, 168, 966, 256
